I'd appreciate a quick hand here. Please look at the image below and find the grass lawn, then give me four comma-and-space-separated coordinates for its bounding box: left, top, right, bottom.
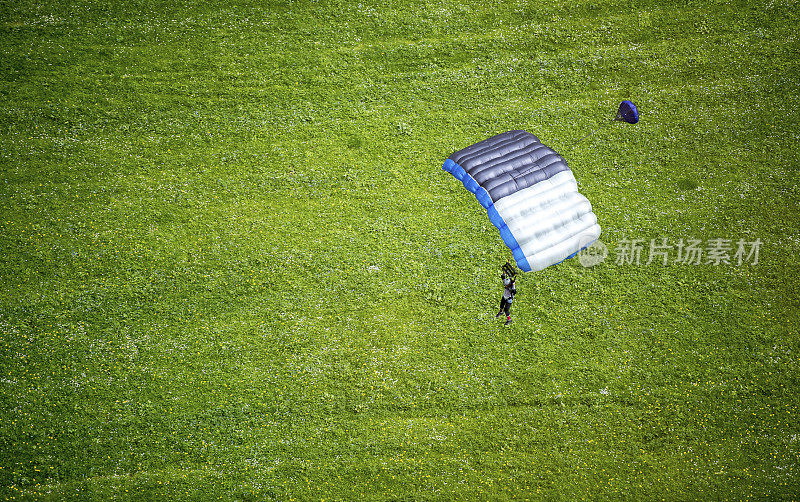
1, 0, 799, 500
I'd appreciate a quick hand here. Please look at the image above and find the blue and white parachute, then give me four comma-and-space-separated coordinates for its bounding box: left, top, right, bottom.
443, 130, 600, 272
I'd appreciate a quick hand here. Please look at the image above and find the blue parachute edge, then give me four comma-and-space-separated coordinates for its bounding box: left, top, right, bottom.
443, 158, 533, 272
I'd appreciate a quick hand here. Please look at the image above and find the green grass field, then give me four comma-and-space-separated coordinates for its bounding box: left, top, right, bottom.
2, 0, 799, 500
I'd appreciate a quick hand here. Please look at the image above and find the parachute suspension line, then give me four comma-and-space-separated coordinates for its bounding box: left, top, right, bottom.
568, 119, 615, 148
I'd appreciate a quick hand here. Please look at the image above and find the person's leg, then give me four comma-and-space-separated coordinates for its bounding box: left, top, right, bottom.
504, 301, 512, 324
497, 297, 507, 317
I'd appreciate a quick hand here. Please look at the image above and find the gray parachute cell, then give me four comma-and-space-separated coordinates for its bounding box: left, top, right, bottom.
443, 130, 601, 272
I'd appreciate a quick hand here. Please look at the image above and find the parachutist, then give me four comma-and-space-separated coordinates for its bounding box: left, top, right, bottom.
496, 273, 516, 325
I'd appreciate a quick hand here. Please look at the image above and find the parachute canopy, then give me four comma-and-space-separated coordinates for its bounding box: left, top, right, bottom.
443, 130, 600, 272
616, 100, 639, 124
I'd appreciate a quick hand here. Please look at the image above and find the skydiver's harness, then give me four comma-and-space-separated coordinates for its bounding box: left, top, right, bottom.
502, 262, 516, 280
499, 262, 517, 316
502, 263, 517, 302
502, 282, 517, 302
